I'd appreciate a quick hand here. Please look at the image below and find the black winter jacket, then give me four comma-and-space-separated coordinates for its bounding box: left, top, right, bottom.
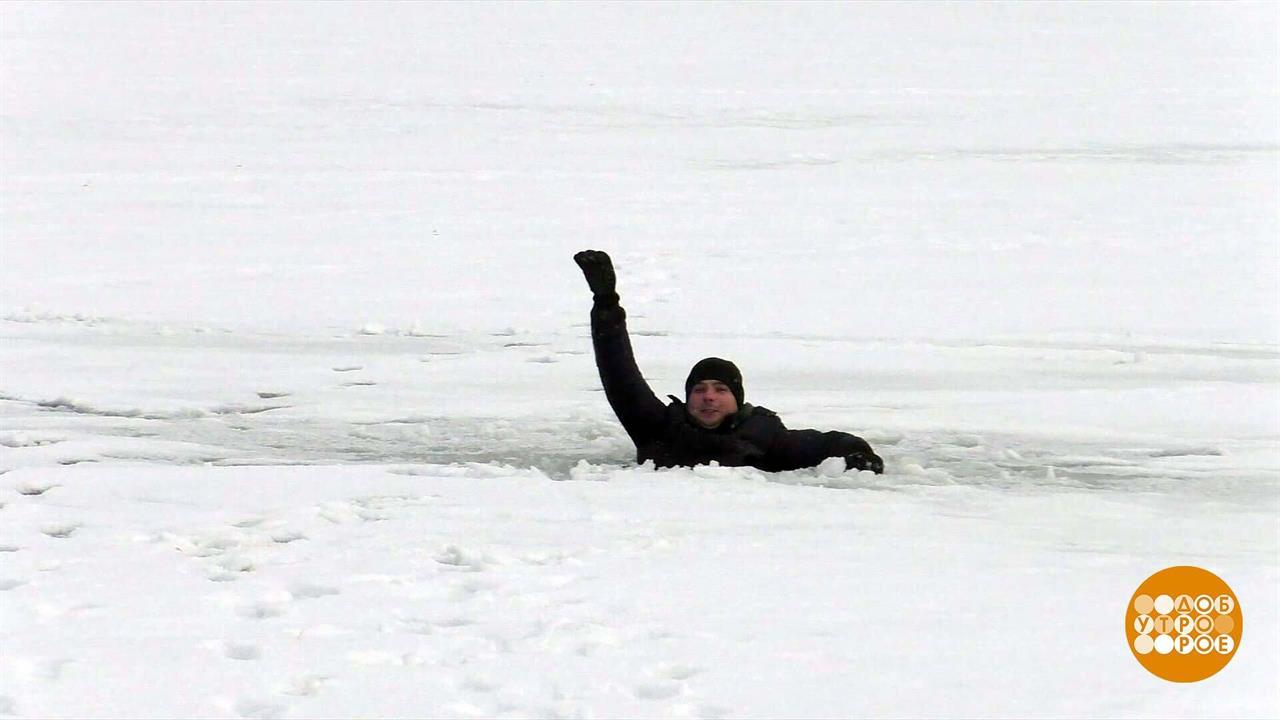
589, 299, 879, 471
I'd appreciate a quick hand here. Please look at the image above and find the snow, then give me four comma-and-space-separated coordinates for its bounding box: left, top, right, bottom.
1, 2, 1278, 718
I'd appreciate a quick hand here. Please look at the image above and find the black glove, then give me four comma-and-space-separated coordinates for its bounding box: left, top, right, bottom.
832, 435, 883, 474
844, 450, 884, 475
573, 249, 618, 304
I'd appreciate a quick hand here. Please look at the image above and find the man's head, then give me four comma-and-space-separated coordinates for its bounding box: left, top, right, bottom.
685, 357, 743, 429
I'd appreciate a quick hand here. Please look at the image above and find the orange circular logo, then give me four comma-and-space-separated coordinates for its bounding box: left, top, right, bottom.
1126, 566, 1242, 682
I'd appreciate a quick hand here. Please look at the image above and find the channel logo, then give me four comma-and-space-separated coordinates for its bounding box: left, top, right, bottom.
1126, 566, 1242, 682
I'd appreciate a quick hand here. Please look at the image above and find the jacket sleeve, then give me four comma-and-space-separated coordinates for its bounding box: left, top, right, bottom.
759, 423, 877, 472
588, 298, 667, 442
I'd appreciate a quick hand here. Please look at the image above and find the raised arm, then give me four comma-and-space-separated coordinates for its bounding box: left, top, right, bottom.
574, 250, 666, 441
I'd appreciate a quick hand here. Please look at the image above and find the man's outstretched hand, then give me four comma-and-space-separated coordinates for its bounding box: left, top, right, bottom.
574, 249, 618, 303
845, 450, 885, 475
835, 435, 884, 474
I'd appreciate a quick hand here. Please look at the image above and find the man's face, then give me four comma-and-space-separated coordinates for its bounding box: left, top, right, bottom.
687, 380, 739, 429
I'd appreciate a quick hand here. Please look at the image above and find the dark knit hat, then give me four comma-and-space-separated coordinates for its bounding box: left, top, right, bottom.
685, 357, 744, 406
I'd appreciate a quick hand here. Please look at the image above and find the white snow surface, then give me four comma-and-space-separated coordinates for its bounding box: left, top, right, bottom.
1, 3, 1278, 718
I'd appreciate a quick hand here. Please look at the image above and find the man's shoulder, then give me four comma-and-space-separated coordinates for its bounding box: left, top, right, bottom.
736, 404, 783, 430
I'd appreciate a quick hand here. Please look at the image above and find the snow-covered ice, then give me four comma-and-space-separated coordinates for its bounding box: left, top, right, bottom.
1, 3, 1277, 718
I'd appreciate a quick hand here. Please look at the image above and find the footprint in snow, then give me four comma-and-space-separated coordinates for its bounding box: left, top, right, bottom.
391, 616, 434, 635
270, 529, 307, 544
434, 544, 487, 571
672, 702, 731, 719
32, 601, 99, 622
236, 601, 286, 620
280, 674, 331, 697
221, 641, 261, 661
317, 501, 386, 524
347, 650, 407, 667
289, 582, 340, 600
40, 523, 80, 539
290, 623, 351, 641
16, 658, 74, 681
212, 555, 256, 574
633, 681, 682, 701
16, 482, 56, 496
233, 698, 288, 720
442, 700, 489, 718
0, 578, 27, 591
449, 576, 498, 600
171, 532, 242, 558
650, 662, 704, 681
461, 675, 501, 693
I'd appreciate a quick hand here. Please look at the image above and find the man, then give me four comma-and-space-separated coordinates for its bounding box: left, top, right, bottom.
574, 249, 884, 474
